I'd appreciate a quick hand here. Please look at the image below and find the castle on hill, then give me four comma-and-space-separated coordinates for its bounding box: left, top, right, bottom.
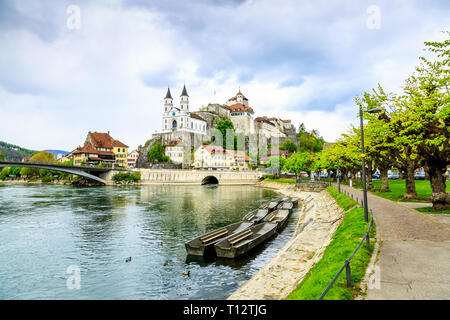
145, 85, 298, 167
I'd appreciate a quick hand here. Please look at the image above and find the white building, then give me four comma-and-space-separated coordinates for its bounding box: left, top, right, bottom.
164, 139, 185, 164
193, 145, 234, 169
224, 90, 255, 135
161, 85, 208, 135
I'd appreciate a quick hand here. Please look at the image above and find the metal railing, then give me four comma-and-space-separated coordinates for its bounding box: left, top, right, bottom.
318, 186, 374, 300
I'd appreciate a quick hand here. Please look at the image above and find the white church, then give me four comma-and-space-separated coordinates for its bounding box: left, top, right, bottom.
161, 85, 207, 135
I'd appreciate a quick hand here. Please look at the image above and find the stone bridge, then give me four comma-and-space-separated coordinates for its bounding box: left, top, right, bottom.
0, 161, 127, 185
137, 169, 263, 185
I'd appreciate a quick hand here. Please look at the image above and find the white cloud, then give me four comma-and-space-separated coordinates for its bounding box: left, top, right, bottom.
0, 0, 448, 150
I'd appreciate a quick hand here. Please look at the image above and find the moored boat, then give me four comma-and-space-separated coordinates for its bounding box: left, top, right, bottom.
214, 222, 278, 259
185, 221, 254, 256
263, 209, 291, 230
290, 197, 299, 208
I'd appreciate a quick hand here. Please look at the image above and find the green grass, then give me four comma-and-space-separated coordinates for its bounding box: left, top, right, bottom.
350, 179, 450, 203
415, 207, 450, 214
286, 187, 375, 300
263, 178, 296, 184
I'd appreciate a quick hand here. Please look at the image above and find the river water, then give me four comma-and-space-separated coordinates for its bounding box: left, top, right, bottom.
0, 183, 299, 300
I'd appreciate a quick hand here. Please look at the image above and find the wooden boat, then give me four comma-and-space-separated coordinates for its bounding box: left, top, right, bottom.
290, 197, 299, 208
242, 208, 269, 223
264, 209, 291, 230
281, 201, 294, 211
214, 222, 278, 259
185, 221, 254, 256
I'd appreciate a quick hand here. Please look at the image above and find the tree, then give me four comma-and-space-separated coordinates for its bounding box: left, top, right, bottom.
297, 123, 325, 153
400, 35, 450, 210
214, 120, 235, 149
20, 151, 56, 177
280, 139, 297, 153
148, 142, 170, 163
283, 151, 313, 182
0, 150, 4, 161
266, 156, 286, 172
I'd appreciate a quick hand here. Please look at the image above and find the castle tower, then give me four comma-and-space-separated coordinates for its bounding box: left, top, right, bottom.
180, 84, 189, 112
164, 87, 173, 112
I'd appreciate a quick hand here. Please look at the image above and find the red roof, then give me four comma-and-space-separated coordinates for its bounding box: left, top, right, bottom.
73, 142, 98, 154
228, 90, 248, 102
260, 149, 293, 161
88, 132, 128, 149
201, 145, 231, 156
165, 139, 181, 147
226, 103, 254, 113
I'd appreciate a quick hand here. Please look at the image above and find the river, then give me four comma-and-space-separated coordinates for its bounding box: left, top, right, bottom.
0, 183, 299, 299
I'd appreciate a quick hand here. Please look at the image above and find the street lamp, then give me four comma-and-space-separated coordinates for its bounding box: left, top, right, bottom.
359, 106, 382, 222
337, 157, 340, 193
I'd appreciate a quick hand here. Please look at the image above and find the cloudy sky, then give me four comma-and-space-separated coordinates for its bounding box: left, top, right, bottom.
0, 0, 449, 151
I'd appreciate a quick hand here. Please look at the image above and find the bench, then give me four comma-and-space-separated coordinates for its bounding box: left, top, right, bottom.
264, 212, 277, 222
200, 228, 228, 243
228, 229, 253, 245
245, 213, 255, 221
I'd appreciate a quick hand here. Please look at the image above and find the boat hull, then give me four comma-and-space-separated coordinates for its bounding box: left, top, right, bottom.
214, 222, 278, 259
185, 221, 253, 256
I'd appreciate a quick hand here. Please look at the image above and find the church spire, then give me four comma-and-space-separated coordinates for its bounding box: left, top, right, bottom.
181, 84, 189, 97
165, 87, 172, 99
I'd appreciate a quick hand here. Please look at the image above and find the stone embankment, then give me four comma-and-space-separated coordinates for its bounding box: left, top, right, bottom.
228, 181, 344, 300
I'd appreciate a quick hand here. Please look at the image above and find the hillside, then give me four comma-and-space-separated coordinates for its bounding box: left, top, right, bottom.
0, 141, 38, 161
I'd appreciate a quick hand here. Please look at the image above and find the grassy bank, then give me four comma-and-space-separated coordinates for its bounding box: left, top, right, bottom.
286, 186, 375, 300
350, 179, 450, 203
416, 207, 450, 214
263, 177, 296, 184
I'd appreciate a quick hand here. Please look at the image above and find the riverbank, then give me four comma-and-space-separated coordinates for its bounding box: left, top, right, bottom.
227, 181, 345, 300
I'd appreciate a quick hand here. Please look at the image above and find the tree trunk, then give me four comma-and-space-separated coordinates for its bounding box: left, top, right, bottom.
379, 167, 390, 192
427, 166, 450, 211
403, 161, 418, 199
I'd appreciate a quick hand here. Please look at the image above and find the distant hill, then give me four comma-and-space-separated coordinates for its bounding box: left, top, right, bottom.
0, 141, 38, 161
45, 150, 69, 157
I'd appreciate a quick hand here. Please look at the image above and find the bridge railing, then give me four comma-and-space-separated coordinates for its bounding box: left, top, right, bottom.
0, 161, 128, 171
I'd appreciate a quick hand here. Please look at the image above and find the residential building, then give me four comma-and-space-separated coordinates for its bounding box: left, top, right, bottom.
164, 140, 185, 164
127, 150, 139, 168
73, 131, 128, 167
193, 145, 234, 169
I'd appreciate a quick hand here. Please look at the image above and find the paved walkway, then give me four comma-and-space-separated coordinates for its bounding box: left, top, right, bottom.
336, 184, 450, 300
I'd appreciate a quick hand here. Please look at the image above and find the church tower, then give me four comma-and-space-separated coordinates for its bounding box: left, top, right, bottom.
180, 84, 189, 112
164, 87, 173, 112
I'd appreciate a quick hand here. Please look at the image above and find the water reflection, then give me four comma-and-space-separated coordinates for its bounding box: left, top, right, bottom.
0, 183, 298, 300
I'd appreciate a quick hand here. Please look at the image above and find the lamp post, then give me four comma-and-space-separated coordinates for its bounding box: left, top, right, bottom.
337, 157, 340, 193
359, 106, 382, 222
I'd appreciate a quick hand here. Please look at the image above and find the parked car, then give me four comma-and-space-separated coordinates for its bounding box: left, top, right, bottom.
414, 171, 426, 180
372, 173, 380, 179
388, 172, 399, 180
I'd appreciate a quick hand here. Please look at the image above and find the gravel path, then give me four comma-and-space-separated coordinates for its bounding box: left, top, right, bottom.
337, 184, 450, 300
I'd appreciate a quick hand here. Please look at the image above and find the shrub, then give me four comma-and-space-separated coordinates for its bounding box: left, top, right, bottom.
0, 167, 9, 180
113, 171, 141, 182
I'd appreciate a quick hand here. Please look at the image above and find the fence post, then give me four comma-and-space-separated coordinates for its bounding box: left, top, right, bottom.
345, 260, 352, 288
366, 234, 370, 250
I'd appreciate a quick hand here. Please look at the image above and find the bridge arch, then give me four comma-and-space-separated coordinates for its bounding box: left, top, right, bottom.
201, 175, 219, 185
0, 161, 108, 185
